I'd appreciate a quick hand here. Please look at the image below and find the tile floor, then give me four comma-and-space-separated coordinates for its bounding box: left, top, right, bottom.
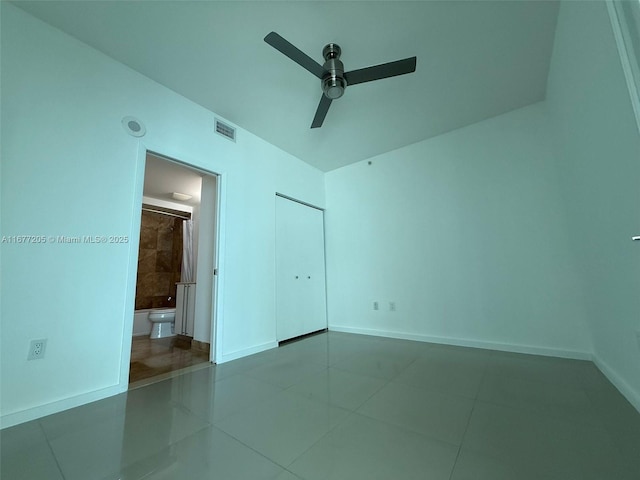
2, 331, 640, 479
129, 336, 209, 385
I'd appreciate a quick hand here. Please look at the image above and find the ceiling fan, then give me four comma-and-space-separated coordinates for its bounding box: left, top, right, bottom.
264, 32, 417, 129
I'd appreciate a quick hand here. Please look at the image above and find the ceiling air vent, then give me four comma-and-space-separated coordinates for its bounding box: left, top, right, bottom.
215, 119, 236, 142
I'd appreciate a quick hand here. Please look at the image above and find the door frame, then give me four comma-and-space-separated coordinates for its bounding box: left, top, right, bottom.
118, 143, 226, 390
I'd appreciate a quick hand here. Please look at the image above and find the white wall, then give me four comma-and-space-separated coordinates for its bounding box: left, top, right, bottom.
325, 102, 592, 358
193, 174, 216, 345
546, 2, 640, 410
0, 3, 324, 427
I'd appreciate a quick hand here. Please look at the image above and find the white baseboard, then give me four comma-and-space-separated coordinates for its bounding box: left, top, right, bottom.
328, 325, 593, 360
592, 354, 640, 414
0, 384, 125, 430
217, 340, 278, 364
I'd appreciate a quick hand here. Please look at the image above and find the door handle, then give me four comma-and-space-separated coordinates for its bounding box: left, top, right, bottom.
633, 236, 640, 241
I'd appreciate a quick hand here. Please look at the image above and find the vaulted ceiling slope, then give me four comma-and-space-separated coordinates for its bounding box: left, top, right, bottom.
14, 1, 560, 172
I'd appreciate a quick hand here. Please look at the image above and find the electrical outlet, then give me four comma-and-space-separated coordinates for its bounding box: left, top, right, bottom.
373, 301, 379, 311
389, 301, 396, 312
28, 339, 47, 360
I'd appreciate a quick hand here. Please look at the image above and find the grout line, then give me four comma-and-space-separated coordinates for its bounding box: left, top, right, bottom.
39, 420, 69, 480
447, 400, 477, 480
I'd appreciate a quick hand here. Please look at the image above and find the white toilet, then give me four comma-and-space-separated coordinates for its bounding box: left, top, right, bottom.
148, 308, 176, 339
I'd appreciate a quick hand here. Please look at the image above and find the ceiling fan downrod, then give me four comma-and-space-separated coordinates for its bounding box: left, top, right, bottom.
321, 43, 347, 100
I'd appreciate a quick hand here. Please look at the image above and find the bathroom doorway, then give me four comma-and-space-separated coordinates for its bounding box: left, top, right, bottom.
129, 152, 219, 386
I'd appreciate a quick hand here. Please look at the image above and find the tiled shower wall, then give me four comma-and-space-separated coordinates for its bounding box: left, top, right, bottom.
135, 210, 184, 310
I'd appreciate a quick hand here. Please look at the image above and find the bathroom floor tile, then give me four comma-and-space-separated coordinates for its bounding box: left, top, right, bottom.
129, 336, 209, 385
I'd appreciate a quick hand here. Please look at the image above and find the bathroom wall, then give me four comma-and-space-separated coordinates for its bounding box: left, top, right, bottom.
135, 209, 184, 310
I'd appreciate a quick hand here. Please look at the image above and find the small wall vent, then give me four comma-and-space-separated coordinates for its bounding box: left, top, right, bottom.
215, 119, 236, 142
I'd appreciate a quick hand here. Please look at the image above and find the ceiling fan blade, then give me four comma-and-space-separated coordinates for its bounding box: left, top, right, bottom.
311, 94, 332, 128
344, 56, 417, 86
264, 32, 327, 79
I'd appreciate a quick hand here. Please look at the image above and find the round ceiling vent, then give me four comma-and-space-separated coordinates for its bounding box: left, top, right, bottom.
122, 116, 146, 137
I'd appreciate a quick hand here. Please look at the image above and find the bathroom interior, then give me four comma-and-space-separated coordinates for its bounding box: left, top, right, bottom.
129, 152, 217, 385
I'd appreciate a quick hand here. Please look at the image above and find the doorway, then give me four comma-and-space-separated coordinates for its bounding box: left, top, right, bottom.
128, 152, 219, 386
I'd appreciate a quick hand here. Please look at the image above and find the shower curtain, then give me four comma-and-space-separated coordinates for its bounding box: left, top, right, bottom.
181, 219, 194, 282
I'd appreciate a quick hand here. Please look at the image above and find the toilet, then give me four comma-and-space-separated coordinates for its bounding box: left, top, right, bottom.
148, 308, 176, 339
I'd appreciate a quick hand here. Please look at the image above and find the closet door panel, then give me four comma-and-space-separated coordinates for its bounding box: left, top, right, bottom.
303, 206, 327, 334
276, 196, 327, 342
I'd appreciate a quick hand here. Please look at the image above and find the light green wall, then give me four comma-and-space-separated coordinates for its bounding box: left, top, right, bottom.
325, 102, 592, 357
546, 1, 640, 407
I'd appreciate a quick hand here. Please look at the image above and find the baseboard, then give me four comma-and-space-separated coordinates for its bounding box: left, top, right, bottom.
592, 354, 640, 414
328, 325, 593, 360
217, 340, 278, 364
0, 384, 125, 430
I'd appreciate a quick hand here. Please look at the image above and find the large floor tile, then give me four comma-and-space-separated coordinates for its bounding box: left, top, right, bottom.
3, 332, 638, 480
288, 413, 458, 480
168, 370, 284, 423
274, 471, 304, 480
285, 367, 387, 411
394, 353, 486, 398
108, 426, 284, 480
477, 373, 600, 426
216, 392, 348, 467
0, 421, 64, 480
332, 350, 416, 380
484, 351, 585, 389
583, 383, 640, 475
215, 390, 350, 466
245, 356, 328, 389
357, 381, 474, 445
460, 400, 636, 479
39, 393, 128, 440
210, 348, 282, 382
450, 446, 540, 480
49, 403, 210, 480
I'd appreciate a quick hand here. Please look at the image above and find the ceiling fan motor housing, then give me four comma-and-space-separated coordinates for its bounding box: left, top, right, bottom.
321, 43, 347, 99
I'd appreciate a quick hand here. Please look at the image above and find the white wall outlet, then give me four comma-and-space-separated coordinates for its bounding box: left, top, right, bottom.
389, 301, 396, 312
28, 339, 47, 360
373, 301, 379, 311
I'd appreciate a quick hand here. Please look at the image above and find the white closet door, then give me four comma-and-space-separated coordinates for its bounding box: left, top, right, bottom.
276, 196, 327, 342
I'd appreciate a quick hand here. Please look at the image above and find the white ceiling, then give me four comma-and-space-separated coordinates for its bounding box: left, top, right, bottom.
15, 1, 560, 172
144, 153, 203, 206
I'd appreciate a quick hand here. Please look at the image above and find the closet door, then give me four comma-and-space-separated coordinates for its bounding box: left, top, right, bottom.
276, 196, 327, 342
